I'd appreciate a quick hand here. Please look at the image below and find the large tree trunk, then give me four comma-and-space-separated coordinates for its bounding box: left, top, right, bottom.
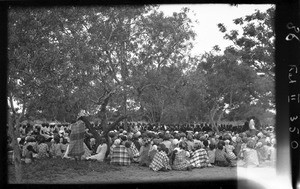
123, 93, 128, 131
79, 116, 102, 148
8, 113, 23, 182
8, 94, 25, 183
209, 105, 220, 134
84, 89, 129, 157
8, 121, 22, 183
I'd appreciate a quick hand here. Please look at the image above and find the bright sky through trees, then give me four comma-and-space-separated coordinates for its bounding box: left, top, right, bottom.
159, 4, 273, 55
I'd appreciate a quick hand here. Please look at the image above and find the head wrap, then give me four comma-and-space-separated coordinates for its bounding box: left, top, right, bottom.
114, 139, 121, 145
172, 139, 179, 145
152, 145, 157, 151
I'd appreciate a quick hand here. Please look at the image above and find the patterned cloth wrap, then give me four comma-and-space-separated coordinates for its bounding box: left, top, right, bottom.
37, 143, 49, 159
130, 142, 140, 162
189, 148, 210, 168
68, 120, 85, 158
149, 151, 171, 171
172, 150, 191, 170
225, 145, 236, 160
110, 145, 131, 166
215, 149, 230, 166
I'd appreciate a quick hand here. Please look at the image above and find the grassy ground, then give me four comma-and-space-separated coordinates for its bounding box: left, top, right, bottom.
8, 158, 238, 184
7, 158, 277, 187
8, 158, 121, 183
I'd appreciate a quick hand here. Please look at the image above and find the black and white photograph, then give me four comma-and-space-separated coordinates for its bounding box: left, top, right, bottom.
5, 3, 298, 189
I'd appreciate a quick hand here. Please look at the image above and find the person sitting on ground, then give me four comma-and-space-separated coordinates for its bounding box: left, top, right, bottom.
207, 143, 216, 165
161, 133, 172, 150
255, 142, 267, 164
233, 137, 242, 157
81, 141, 92, 160
139, 138, 152, 166
149, 143, 171, 172
225, 140, 236, 160
132, 132, 141, 151
108, 138, 119, 160
239, 139, 259, 168
238, 137, 248, 159
110, 139, 131, 166
49, 137, 63, 158
202, 140, 209, 152
25, 145, 36, 164
129, 136, 140, 163
36, 137, 49, 159
125, 141, 134, 161
60, 138, 68, 155
22, 137, 37, 159
169, 138, 179, 155
86, 138, 107, 162
148, 144, 158, 164
189, 142, 212, 168
215, 143, 233, 167
170, 141, 192, 171
186, 134, 195, 152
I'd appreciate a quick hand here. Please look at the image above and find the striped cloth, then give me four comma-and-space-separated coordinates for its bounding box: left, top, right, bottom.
130, 142, 140, 157
225, 145, 236, 160
130, 142, 140, 162
110, 145, 131, 166
172, 150, 191, 170
149, 151, 171, 171
68, 120, 85, 157
189, 148, 210, 168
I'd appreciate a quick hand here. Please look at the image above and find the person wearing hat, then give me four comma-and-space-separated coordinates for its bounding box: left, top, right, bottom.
149, 143, 171, 172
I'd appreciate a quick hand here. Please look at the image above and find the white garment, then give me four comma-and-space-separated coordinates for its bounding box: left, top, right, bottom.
249, 119, 255, 130
87, 143, 107, 161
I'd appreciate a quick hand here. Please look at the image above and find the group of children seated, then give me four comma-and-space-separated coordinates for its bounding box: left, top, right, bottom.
9, 123, 276, 172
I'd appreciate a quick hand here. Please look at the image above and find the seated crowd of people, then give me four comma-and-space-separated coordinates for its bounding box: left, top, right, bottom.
7, 121, 276, 172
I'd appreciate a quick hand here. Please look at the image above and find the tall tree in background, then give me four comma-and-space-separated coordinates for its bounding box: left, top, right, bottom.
8, 5, 196, 168
216, 6, 275, 126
